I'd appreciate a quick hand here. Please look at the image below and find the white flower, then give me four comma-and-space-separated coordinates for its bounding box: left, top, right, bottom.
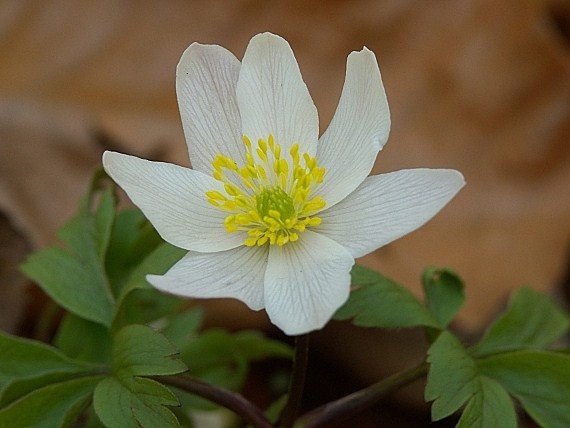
103, 32, 464, 335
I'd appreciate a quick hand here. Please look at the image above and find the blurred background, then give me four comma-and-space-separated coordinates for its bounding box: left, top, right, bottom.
1, 0, 569, 426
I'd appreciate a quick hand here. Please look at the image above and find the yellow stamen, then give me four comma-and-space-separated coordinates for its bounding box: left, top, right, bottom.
206, 134, 326, 246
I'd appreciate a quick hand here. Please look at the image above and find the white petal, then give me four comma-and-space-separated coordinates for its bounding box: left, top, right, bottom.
264, 231, 354, 335
316, 47, 390, 208
236, 32, 318, 156
318, 169, 465, 258
147, 245, 269, 310
177, 43, 243, 173
103, 151, 244, 252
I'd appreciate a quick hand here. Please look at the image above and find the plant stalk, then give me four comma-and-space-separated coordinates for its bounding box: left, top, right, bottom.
154, 375, 273, 428
279, 333, 311, 428
295, 361, 429, 428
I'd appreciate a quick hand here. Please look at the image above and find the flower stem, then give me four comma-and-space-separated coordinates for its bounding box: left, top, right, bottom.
154, 375, 272, 428
295, 361, 429, 428
279, 334, 311, 428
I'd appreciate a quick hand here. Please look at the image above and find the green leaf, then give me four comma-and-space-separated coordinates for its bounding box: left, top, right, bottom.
112, 242, 185, 328
58, 188, 115, 261
92, 325, 186, 428
0, 330, 91, 386
105, 210, 162, 298
456, 377, 517, 428
21, 247, 115, 326
180, 330, 248, 392
422, 267, 465, 328
265, 394, 288, 424
161, 308, 204, 349
116, 242, 186, 309
94, 376, 180, 428
117, 288, 185, 328
112, 325, 187, 378
0, 376, 101, 428
21, 189, 116, 326
473, 287, 570, 357
55, 314, 113, 364
233, 331, 293, 360
1, 371, 86, 407
479, 350, 570, 428
425, 331, 477, 420
176, 329, 291, 411
334, 265, 438, 328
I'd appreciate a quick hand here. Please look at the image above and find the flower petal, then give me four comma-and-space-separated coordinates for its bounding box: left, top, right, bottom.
147, 245, 269, 310
264, 230, 354, 335
177, 43, 243, 173
318, 169, 465, 258
103, 151, 244, 252
316, 47, 390, 208
236, 32, 318, 155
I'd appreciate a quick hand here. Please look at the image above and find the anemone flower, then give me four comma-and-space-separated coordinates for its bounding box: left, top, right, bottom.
103, 32, 464, 335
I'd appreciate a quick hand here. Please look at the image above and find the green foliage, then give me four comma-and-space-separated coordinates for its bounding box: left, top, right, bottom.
21, 189, 116, 326
334, 265, 439, 328
0, 331, 93, 386
54, 314, 113, 364
0, 330, 102, 425
456, 376, 517, 428
426, 331, 518, 427
176, 329, 293, 410
92, 325, 187, 428
110, 325, 187, 378
0, 376, 101, 428
425, 331, 480, 421
479, 350, 570, 428
472, 287, 570, 357
12, 172, 570, 428
426, 285, 570, 428
94, 377, 180, 428
422, 267, 465, 329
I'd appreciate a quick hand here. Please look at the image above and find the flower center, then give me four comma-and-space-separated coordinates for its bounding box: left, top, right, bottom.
206, 134, 326, 246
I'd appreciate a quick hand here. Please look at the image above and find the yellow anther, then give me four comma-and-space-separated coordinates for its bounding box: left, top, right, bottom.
206, 191, 226, 201
206, 133, 326, 247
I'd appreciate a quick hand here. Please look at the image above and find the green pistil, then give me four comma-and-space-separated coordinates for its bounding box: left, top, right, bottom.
256, 186, 295, 220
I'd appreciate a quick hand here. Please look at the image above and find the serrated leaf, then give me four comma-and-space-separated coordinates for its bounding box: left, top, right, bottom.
473, 287, 570, 357
422, 267, 465, 328
0, 376, 101, 428
479, 350, 570, 428
21, 189, 116, 326
334, 265, 438, 328
93, 376, 180, 428
425, 331, 477, 420
112, 325, 187, 378
92, 325, 186, 428
456, 376, 517, 428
